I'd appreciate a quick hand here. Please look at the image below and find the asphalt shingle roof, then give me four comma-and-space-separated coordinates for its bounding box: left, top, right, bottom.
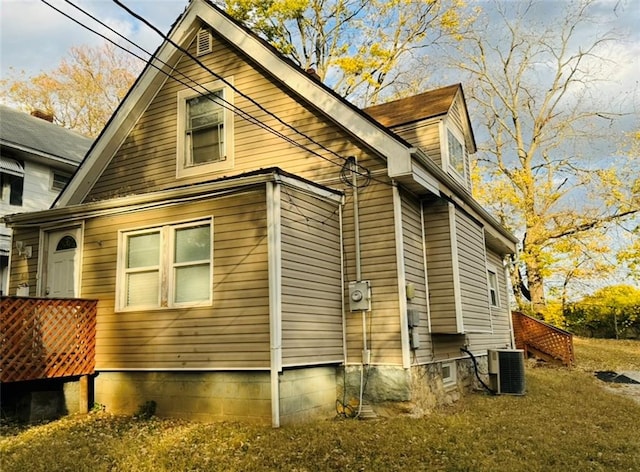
0, 105, 92, 164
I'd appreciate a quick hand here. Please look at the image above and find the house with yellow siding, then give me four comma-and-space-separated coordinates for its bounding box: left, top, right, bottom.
3, 0, 518, 425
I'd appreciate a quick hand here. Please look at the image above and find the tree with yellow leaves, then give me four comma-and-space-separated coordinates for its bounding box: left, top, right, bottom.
223, 0, 469, 105
454, 0, 639, 313
1, 43, 140, 137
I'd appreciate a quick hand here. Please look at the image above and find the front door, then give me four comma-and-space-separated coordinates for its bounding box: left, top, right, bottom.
45, 227, 81, 298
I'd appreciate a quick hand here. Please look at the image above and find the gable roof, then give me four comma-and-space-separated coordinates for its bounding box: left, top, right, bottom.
55, 0, 414, 208
364, 84, 461, 128
48, 0, 515, 250
0, 105, 92, 167
363, 84, 477, 153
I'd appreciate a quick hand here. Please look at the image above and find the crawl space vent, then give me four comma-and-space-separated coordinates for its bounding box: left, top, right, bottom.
196, 29, 212, 56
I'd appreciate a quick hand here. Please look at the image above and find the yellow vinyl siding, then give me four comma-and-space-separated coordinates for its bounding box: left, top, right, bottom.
424, 200, 492, 334
343, 181, 403, 366
455, 208, 492, 333
280, 187, 343, 366
423, 199, 457, 333
400, 190, 433, 364
447, 99, 472, 189
85, 31, 385, 203
466, 249, 512, 352
7, 228, 39, 296
83, 188, 272, 370
391, 121, 442, 167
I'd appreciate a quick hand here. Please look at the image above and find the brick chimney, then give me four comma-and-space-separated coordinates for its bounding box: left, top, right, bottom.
30, 109, 54, 122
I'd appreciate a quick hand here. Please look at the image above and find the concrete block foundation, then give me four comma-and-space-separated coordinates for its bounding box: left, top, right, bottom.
338, 356, 489, 417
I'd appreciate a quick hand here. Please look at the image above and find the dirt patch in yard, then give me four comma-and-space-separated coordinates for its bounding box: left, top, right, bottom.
595, 371, 640, 405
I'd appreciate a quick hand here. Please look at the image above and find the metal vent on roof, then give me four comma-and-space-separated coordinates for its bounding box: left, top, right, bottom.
196, 29, 212, 56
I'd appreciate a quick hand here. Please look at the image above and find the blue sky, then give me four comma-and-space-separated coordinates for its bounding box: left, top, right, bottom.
1, 0, 638, 112
1, 0, 188, 78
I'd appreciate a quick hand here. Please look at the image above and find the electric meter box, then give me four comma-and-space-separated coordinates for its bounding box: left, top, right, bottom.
348, 280, 371, 312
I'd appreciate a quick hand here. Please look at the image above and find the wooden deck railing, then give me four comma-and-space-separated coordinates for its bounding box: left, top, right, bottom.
512, 311, 575, 367
1, 297, 97, 383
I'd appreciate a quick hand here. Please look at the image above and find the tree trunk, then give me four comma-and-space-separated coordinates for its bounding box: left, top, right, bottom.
526, 260, 547, 315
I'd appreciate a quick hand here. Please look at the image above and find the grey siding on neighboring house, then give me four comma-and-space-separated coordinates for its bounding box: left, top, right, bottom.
455, 207, 492, 333
423, 199, 457, 334
280, 186, 343, 366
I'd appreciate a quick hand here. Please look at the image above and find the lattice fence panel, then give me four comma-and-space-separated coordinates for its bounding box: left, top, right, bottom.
1, 297, 97, 383
512, 311, 575, 366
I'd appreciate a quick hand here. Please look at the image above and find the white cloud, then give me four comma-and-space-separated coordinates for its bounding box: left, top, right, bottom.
0, 0, 187, 77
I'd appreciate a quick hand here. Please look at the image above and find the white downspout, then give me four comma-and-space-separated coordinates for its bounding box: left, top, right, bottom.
267, 181, 282, 427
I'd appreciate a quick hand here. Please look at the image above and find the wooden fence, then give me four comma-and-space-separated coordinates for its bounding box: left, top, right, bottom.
512, 311, 575, 367
1, 297, 97, 383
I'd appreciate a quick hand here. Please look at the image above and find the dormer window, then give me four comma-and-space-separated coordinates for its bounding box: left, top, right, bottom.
177, 78, 234, 178
447, 129, 465, 178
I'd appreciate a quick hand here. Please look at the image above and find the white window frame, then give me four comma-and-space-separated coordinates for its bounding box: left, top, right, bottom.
487, 264, 500, 308
442, 361, 457, 389
439, 119, 467, 185
446, 127, 465, 178
116, 217, 213, 312
176, 78, 234, 178
51, 170, 71, 192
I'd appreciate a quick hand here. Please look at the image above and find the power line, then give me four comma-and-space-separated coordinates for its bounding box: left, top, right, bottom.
111, 0, 383, 187
47, 0, 344, 171
40, 0, 383, 188
112, 0, 347, 164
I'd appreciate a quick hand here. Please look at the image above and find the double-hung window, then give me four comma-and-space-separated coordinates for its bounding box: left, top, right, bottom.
447, 129, 465, 178
118, 219, 212, 311
487, 265, 500, 308
177, 78, 234, 178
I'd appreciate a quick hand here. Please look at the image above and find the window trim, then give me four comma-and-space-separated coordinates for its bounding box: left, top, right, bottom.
116, 217, 213, 312
1, 172, 24, 206
487, 263, 500, 308
176, 78, 234, 178
51, 170, 72, 192
445, 126, 466, 180
442, 361, 457, 389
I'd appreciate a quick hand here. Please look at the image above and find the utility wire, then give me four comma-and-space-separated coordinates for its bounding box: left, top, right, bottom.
113, 0, 347, 163
48, 0, 344, 171
111, 0, 384, 187
41, 0, 384, 188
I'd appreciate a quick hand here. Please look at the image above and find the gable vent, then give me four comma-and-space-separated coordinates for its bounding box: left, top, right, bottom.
196, 28, 212, 56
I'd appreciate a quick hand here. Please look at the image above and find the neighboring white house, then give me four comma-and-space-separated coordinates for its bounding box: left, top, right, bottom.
0, 106, 92, 295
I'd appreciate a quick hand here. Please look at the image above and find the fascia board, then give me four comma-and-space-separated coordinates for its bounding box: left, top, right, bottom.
1, 140, 82, 168
4, 169, 341, 227
55, 9, 201, 208
192, 1, 412, 168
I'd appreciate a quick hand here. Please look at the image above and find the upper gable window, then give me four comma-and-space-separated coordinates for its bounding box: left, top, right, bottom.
177, 78, 234, 178
447, 129, 465, 178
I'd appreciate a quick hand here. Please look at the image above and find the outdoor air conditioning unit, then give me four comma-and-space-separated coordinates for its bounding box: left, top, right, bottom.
487, 349, 526, 395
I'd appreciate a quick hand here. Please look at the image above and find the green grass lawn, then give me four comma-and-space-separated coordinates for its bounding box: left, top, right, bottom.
2, 337, 639, 472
